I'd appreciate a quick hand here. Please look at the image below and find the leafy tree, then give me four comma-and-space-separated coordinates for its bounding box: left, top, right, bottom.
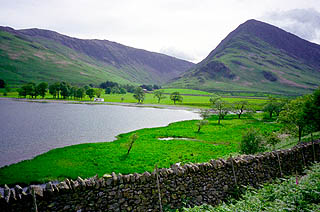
86, 88, 96, 100
119, 87, 127, 94
196, 120, 209, 133
24, 83, 37, 98
49, 83, 60, 99
76, 88, 85, 100
240, 128, 265, 154
196, 109, 211, 133
95, 88, 103, 98
3, 83, 10, 96
60, 82, 71, 99
127, 133, 138, 156
278, 96, 308, 143
111, 87, 120, 94
199, 109, 211, 119
263, 97, 286, 119
36, 82, 48, 98
0, 79, 5, 88
153, 84, 160, 90
105, 87, 111, 94
210, 96, 230, 124
133, 87, 145, 103
303, 88, 320, 139
170, 92, 183, 104
17, 87, 27, 98
233, 101, 249, 119
153, 90, 166, 103
69, 86, 78, 99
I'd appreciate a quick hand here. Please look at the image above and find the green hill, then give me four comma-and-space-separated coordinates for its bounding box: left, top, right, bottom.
0, 26, 194, 86
167, 19, 320, 96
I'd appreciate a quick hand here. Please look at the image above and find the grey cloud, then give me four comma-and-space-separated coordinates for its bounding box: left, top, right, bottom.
160, 47, 196, 62
262, 8, 320, 43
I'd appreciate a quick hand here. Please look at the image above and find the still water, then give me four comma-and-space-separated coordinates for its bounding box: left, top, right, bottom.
0, 99, 200, 167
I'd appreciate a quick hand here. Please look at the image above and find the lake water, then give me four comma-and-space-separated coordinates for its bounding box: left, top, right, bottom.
0, 99, 200, 167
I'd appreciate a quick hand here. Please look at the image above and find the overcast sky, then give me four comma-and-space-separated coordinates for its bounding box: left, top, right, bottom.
1, 0, 319, 63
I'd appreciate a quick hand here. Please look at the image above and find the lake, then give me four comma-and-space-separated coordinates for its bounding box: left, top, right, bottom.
0, 99, 200, 167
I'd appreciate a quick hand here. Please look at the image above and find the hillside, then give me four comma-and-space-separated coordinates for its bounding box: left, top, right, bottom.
168, 19, 320, 95
0, 26, 194, 86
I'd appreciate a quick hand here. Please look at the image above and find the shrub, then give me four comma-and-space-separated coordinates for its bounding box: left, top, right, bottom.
240, 128, 265, 154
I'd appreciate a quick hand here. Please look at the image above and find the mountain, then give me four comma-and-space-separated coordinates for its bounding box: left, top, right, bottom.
168, 19, 320, 95
0, 26, 194, 86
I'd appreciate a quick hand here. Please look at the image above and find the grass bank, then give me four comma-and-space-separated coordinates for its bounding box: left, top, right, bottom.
0, 114, 281, 186
0, 88, 269, 110
184, 162, 320, 212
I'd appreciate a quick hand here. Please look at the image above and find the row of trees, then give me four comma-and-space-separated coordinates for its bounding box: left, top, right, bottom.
99, 80, 161, 94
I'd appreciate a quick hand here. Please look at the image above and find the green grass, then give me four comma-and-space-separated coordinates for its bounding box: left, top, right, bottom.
0, 114, 281, 186
183, 162, 320, 212
0, 89, 269, 110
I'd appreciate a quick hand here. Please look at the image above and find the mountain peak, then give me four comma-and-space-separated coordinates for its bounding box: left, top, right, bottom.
169, 19, 320, 95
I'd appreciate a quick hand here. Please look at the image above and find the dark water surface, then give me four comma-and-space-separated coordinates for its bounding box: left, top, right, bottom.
0, 99, 199, 167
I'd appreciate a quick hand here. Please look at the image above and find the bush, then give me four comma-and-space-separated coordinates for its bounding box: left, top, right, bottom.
240, 128, 265, 154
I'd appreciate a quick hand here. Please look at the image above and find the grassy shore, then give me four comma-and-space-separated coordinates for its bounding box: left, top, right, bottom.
0, 114, 281, 186
0, 88, 269, 110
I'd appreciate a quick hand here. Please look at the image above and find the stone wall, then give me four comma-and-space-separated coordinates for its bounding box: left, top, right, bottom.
1, 140, 319, 212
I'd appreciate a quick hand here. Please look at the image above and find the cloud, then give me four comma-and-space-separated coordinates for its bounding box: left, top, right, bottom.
261, 8, 320, 44
160, 47, 197, 63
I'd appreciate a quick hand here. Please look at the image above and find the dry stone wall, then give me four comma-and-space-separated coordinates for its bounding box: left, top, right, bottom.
1, 140, 319, 212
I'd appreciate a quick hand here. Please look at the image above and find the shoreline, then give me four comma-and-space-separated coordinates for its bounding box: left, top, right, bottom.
0, 97, 201, 112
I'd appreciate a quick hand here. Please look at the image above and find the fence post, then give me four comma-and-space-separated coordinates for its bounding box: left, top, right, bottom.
155, 164, 163, 212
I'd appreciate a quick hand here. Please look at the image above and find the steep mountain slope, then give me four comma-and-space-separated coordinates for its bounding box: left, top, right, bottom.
168, 19, 320, 95
0, 26, 194, 86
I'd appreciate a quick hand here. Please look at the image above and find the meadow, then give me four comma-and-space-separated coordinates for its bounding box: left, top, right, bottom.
0, 88, 269, 110
0, 113, 281, 186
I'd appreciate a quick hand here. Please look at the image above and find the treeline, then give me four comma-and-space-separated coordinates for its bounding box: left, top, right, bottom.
17, 82, 103, 100
99, 81, 161, 94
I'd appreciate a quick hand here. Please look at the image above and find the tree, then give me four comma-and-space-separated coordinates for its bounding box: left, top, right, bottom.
70, 86, 78, 100
95, 88, 103, 98
233, 101, 249, 119
263, 97, 285, 119
196, 120, 209, 133
0, 79, 5, 88
86, 88, 96, 100
119, 87, 127, 94
133, 87, 145, 103
36, 82, 48, 98
60, 82, 71, 99
240, 128, 265, 154
105, 87, 111, 94
210, 96, 230, 124
18, 87, 27, 98
278, 97, 308, 143
49, 83, 60, 99
199, 109, 211, 119
25, 83, 36, 98
170, 92, 183, 104
76, 88, 85, 100
302, 87, 320, 139
111, 87, 120, 94
153, 90, 166, 103
196, 109, 211, 133
127, 133, 138, 156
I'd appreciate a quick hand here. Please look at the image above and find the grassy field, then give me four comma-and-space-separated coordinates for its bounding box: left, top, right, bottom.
0, 113, 281, 186
184, 162, 320, 212
0, 88, 269, 110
